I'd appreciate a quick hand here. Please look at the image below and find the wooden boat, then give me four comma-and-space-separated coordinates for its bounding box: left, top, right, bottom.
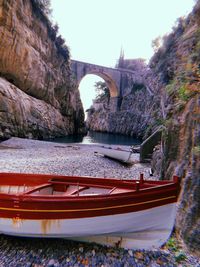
0, 172, 180, 249
95, 146, 134, 164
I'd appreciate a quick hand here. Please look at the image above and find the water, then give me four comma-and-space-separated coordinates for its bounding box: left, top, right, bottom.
52, 131, 141, 146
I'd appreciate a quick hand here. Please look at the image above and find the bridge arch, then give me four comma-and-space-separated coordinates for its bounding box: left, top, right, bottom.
78, 71, 118, 98
70, 59, 152, 112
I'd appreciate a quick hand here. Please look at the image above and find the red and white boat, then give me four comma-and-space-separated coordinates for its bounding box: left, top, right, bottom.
0, 172, 180, 249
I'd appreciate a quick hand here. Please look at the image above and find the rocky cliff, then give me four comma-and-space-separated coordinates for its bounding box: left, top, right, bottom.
0, 0, 85, 140
149, 2, 200, 255
87, 1, 200, 255
86, 80, 161, 139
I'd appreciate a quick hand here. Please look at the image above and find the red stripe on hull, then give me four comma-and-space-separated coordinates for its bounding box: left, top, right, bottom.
0, 196, 178, 220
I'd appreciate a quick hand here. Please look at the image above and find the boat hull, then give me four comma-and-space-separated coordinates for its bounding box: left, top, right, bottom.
96, 146, 132, 163
0, 203, 176, 249
0, 172, 180, 249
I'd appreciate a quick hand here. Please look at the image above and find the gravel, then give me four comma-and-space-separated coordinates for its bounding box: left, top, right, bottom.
0, 137, 199, 267
0, 137, 152, 179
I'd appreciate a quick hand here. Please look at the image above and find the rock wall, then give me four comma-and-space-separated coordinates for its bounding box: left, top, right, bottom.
87, 85, 161, 139
87, 1, 200, 255
150, 1, 200, 255
0, 0, 85, 140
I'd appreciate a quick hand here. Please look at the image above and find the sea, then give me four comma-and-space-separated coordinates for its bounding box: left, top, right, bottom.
51, 131, 141, 146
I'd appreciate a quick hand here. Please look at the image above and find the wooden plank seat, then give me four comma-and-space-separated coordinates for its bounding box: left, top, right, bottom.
109, 187, 134, 194
63, 186, 89, 196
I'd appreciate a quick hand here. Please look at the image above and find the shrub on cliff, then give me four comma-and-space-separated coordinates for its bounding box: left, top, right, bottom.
55, 35, 70, 61
33, 0, 52, 16
94, 81, 110, 103
31, 0, 70, 62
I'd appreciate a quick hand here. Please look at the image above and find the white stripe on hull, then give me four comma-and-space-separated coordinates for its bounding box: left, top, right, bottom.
0, 203, 176, 249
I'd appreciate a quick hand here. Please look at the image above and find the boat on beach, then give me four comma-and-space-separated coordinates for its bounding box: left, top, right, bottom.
0, 172, 180, 249
95, 145, 135, 164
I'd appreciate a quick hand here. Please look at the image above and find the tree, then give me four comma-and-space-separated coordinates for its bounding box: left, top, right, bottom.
94, 81, 110, 101
152, 36, 162, 53
35, 0, 52, 16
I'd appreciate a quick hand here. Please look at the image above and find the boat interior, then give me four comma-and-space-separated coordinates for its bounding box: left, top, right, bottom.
0, 173, 178, 197
0, 182, 168, 197
28, 183, 113, 196
0, 181, 133, 196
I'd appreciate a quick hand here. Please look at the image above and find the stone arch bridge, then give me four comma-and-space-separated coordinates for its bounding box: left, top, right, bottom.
70, 60, 153, 111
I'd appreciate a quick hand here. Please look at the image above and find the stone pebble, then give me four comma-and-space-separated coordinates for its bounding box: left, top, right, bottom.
0, 137, 153, 180
0, 137, 199, 266
0, 235, 181, 266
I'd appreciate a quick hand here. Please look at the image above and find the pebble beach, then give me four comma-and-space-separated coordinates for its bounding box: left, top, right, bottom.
0, 137, 199, 267
0, 137, 150, 179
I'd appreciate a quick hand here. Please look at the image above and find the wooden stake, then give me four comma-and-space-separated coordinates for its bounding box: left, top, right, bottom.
136, 181, 140, 191
140, 173, 144, 184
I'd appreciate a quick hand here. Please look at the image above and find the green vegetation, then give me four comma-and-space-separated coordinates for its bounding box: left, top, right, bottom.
166, 237, 187, 263
174, 100, 186, 112
131, 83, 145, 92
166, 78, 195, 104
34, 0, 52, 16
31, 0, 70, 61
174, 251, 187, 263
94, 81, 110, 102
155, 118, 166, 126
151, 36, 162, 52
55, 35, 70, 60
178, 85, 191, 101
192, 146, 200, 156
166, 80, 176, 96
155, 10, 200, 102
166, 237, 178, 252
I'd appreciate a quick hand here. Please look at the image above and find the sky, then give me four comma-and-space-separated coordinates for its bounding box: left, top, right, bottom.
51, 0, 195, 113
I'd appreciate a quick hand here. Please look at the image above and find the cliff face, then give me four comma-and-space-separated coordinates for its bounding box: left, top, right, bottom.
150, 2, 200, 255
87, 1, 200, 255
0, 0, 85, 139
87, 84, 161, 139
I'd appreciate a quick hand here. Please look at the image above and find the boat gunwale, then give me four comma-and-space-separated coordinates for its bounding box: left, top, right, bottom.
0, 172, 178, 186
